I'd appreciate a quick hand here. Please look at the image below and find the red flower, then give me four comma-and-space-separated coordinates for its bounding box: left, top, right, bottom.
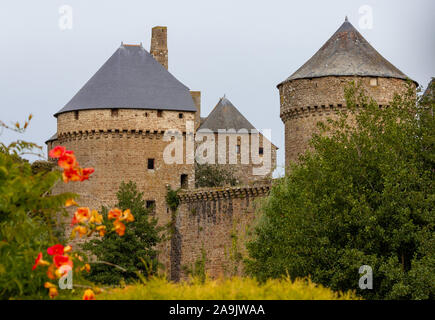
80, 168, 95, 181
53, 255, 72, 268
32, 252, 49, 270
49, 146, 66, 159
47, 244, 64, 256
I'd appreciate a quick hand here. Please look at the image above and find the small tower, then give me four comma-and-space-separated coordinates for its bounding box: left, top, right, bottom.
277, 18, 415, 167
150, 26, 168, 69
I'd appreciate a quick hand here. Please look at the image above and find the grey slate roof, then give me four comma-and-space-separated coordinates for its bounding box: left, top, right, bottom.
45, 133, 57, 143
278, 17, 413, 86
54, 44, 196, 116
199, 97, 256, 133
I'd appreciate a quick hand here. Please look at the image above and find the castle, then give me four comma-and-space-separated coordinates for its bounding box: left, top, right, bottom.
46, 19, 415, 279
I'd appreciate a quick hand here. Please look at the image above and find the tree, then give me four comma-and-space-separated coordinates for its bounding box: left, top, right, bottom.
195, 162, 238, 188
82, 181, 162, 284
246, 81, 434, 299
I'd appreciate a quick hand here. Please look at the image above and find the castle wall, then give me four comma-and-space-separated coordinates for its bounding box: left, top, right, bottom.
279, 76, 411, 165
174, 185, 270, 280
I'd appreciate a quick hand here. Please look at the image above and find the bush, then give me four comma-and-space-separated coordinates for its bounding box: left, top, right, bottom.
97, 276, 359, 300
246, 82, 434, 299
82, 181, 162, 285
195, 162, 238, 188
0, 118, 73, 299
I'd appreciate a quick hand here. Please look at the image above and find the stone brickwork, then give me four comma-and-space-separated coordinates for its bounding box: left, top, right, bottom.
175, 185, 270, 280
278, 76, 411, 165
150, 26, 168, 69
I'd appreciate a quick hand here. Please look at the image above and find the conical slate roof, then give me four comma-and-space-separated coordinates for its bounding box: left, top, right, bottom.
278, 17, 412, 86
54, 44, 196, 116
198, 96, 256, 132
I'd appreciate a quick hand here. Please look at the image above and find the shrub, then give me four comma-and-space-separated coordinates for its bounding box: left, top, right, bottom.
246, 82, 434, 299
97, 276, 360, 300
82, 181, 162, 285
0, 118, 73, 298
195, 162, 238, 188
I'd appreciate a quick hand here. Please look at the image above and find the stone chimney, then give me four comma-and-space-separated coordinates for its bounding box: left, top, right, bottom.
150, 26, 168, 69
190, 91, 201, 130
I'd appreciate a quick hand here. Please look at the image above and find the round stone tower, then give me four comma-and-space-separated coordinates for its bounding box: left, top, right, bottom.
46, 28, 201, 270
278, 17, 415, 166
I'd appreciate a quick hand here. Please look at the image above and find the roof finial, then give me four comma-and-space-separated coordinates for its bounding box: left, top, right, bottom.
345, 15, 348, 22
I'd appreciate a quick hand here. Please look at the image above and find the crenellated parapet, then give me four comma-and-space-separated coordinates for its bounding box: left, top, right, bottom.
178, 184, 271, 203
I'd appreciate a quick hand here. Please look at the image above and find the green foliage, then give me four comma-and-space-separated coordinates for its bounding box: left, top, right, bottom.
246, 82, 434, 300
82, 181, 162, 285
31, 160, 55, 175
195, 162, 238, 188
165, 186, 180, 213
0, 120, 73, 299
182, 246, 207, 283
97, 276, 360, 300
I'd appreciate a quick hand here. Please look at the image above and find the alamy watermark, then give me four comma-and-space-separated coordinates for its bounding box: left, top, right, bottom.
162, 121, 273, 176
358, 5, 373, 30
59, 5, 73, 31
359, 265, 373, 290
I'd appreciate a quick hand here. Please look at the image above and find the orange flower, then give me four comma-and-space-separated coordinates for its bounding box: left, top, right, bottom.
83, 289, 96, 300
32, 252, 50, 270
81, 263, 91, 273
74, 207, 91, 223
47, 244, 64, 256
64, 245, 72, 253
65, 198, 78, 207
49, 146, 66, 159
62, 167, 81, 183
89, 210, 103, 224
44, 282, 58, 299
108, 208, 122, 220
96, 225, 106, 237
47, 264, 56, 279
113, 219, 126, 236
58, 152, 77, 170
120, 209, 134, 222
72, 225, 88, 238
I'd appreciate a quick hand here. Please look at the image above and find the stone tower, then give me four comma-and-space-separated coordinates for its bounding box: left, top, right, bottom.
47, 28, 198, 270
278, 17, 415, 166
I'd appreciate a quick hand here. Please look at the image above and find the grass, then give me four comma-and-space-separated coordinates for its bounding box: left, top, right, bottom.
96, 276, 360, 300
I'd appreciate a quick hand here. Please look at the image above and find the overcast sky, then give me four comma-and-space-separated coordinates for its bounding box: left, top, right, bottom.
1, 0, 434, 176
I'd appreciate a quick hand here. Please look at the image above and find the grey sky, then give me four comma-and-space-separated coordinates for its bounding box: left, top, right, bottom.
1, 0, 434, 176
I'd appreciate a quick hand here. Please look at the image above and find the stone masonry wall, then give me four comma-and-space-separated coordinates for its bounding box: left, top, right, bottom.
279, 76, 411, 165
174, 185, 270, 280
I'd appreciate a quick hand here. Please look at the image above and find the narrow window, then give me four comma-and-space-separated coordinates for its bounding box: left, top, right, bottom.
259, 147, 264, 155
236, 145, 241, 154
180, 174, 188, 189
178, 113, 183, 119
74, 111, 79, 120
147, 158, 155, 170
157, 110, 163, 117
144, 112, 148, 117
146, 200, 156, 214
111, 109, 119, 117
